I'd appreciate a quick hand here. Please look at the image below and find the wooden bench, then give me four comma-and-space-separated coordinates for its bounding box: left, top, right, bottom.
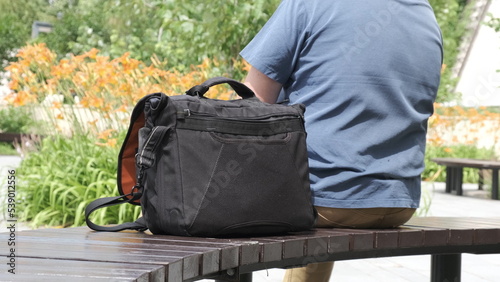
1, 217, 500, 282
432, 157, 500, 200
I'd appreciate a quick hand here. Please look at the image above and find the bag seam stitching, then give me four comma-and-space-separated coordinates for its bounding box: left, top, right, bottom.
187, 143, 225, 231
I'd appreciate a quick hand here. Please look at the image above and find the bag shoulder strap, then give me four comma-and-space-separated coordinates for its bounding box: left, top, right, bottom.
85, 194, 147, 232
86, 93, 167, 232
117, 93, 169, 204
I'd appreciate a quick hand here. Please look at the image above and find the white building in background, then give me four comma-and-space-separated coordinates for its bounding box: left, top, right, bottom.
0, 72, 10, 104
456, 0, 500, 107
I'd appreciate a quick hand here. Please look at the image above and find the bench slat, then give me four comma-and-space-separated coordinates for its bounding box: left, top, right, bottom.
406, 217, 500, 247
0, 229, 234, 281
0, 257, 165, 282
432, 158, 500, 168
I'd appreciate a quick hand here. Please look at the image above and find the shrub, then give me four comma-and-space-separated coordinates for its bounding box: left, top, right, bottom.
423, 144, 496, 183
429, 0, 472, 102
0, 142, 17, 155
0, 106, 37, 133
427, 105, 500, 150
15, 133, 141, 228
0, 14, 29, 67
36, 0, 279, 79
423, 104, 500, 183
0, 0, 51, 67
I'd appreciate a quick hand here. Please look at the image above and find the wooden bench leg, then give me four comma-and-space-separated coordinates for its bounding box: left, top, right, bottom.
431, 254, 461, 282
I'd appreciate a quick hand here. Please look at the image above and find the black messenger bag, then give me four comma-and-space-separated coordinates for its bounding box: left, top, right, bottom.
85, 77, 316, 237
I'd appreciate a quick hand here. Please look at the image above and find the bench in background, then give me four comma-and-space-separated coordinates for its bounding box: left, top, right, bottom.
432, 157, 500, 200
1, 217, 500, 282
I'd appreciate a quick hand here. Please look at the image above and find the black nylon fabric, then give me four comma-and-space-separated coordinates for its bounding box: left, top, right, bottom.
175, 117, 304, 136
184, 131, 312, 236
86, 77, 316, 237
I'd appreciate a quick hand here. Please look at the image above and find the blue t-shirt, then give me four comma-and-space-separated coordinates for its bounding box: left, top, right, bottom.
240, 0, 443, 208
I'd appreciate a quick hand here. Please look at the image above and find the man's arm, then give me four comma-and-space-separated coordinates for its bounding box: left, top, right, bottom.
244, 66, 282, 104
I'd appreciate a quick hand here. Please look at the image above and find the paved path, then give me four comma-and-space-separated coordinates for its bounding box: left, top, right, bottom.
1, 156, 499, 281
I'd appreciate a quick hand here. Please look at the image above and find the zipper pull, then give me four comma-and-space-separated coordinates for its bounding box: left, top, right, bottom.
176, 109, 191, 119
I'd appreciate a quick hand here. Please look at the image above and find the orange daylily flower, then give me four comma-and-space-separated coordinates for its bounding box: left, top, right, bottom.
82, 48, 100, 60
441, 64, 447, 73
3, 44, 281, 138
96, 138, 118, 148
97, 129, 116, 140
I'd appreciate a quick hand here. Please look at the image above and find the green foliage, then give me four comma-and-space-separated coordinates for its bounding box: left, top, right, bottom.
0, 106, 37, 133
0, 0, 50, 67
36, 0, 471, 93
0, 14, 29, 67
38, 0, 280, 77
40, 8, 108, 57
39, 0, 113, 58
484, 13, 500, 79
15, 133, 141, 228
0, 142, 17, 155
152, 0, 279, 74
485, 13, 500, 31
428, 0, 472, 102
423, 144, 497, 183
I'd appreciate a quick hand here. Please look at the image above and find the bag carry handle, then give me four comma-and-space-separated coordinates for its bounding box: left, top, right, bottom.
185, 76, 255, 99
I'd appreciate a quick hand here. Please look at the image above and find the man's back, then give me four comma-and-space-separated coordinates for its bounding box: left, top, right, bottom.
241, 0, 443, 209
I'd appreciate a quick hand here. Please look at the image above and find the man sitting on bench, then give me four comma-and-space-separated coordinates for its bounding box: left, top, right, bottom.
240, 0, 443, 281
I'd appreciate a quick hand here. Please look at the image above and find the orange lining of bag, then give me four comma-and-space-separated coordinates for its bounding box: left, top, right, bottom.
121, 113, 145, 204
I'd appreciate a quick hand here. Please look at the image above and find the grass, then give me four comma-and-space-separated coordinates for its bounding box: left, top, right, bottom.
0, 142, 18, 155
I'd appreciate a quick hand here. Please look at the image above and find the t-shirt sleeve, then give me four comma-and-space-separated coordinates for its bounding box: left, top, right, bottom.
240, 0, 308, 85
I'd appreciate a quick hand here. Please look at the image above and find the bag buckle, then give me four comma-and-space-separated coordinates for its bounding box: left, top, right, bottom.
130, 184, 143, 201
129, 166, 145, 201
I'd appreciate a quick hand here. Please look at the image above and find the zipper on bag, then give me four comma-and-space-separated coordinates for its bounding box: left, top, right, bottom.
176, 108, 303, 122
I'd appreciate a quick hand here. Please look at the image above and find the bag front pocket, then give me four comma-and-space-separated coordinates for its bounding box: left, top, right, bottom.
178, 129, 310, 236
